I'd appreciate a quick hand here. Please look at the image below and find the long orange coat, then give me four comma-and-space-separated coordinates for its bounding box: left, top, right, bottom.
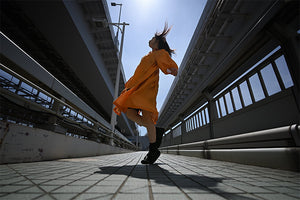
113, 49, 178, 124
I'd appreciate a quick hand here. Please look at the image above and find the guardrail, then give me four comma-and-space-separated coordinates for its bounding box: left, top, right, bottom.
160, 125, 300, 171
0, 64, 136, 150
161, 46, 297, 144
213, 48, 294, 120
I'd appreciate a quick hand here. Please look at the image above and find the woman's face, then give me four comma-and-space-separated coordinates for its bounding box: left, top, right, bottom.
149, 37, 159, 50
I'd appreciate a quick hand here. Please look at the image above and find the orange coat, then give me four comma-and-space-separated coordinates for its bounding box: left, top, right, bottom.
113, 49, 178, 124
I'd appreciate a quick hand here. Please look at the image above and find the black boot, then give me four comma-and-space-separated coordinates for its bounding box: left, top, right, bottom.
141, 143, 160, 164
155, 127, 165, 148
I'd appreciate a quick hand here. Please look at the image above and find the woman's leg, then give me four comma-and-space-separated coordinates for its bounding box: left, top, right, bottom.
127, 109, 159, 164
125, 109, 144, 126
141, 110, 156, 143
125, 109, 156, 143
140, 110, 160, 164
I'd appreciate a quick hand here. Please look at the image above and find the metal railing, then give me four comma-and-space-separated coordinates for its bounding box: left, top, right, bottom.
213, 47, 294, 119
0, 63, 136, 150
163, 46, 294, 140
185, 103, 210, 133
160, 124, 300, 171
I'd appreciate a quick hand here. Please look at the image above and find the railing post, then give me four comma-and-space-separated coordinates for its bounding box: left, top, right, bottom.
267, 22, 300, 113
204, 91, 217, 139
168, 127, 173, 146
179, 114, 186, 144
48, 98, 64, 125
40, 97, 67, 134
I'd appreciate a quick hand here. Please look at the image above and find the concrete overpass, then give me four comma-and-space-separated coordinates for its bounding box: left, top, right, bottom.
0, 0, 136, 139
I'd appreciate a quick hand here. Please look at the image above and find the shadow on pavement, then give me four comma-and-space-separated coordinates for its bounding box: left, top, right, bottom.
94, 163, 259, 200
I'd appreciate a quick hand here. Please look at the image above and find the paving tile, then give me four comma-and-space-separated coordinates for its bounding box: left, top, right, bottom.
41, 179, 74, 185
12, 180, 35, 186
208, 185, 245, 194
289, 193, 300, 199
96, 180, 123, 186
51, 193, 78, 200
221, 193, 264, 200
81, 174, 108, 181
0, 185, 30, 193
246, 181, 279, 187
31, 179, 49, 184
272, 181, 300, 187
119, 183, 149, 193
152, 185, 182, 193
231, 185, 274, 193
152, 193, 188, 200
35, 194, 56, 200
222, 180, 253, 187
125, 178, 148, 184
115, 193, 149, 200
250, 177, 278, 182
39, 185, 61, 193
74, 193, 114, 200
51, 185, 90, 193
255, 193, 300, 200
85, 185, 119, 193
231, 177, 256, 182
68, 180, 98, 186
0, 152, 299, 200
0, 193, 42, 200
181, 186, 212, 194
188, 193, 227, 200
265, 186, 300, 194
17, 186, 45, 193
0, 177, 26, 185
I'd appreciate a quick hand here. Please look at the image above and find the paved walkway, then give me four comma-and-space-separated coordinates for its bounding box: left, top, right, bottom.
0, 152, 299, 200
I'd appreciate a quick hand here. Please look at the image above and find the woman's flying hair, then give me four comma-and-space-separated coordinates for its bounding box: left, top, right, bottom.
155, 23, 175, 56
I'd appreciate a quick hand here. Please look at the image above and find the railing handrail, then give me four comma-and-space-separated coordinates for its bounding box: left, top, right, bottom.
160, 124, 299, 150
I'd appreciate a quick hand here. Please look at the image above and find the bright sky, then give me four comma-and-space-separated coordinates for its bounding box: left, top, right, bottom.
106, 0, 207, 136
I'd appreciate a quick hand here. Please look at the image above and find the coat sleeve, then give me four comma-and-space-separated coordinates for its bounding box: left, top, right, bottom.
155, 50, 178, 75
125, 76, 137, 89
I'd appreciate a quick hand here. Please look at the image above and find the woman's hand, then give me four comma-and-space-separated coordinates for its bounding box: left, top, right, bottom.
167, 68, 178, 76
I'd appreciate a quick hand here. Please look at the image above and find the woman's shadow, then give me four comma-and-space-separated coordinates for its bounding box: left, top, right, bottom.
94, 163, 259, 200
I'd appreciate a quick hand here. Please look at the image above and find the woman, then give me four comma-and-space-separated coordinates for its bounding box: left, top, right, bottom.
113, 24, 178, 164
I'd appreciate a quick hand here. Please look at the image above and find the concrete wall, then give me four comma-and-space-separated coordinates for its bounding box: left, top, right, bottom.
0, 122, 131, 164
